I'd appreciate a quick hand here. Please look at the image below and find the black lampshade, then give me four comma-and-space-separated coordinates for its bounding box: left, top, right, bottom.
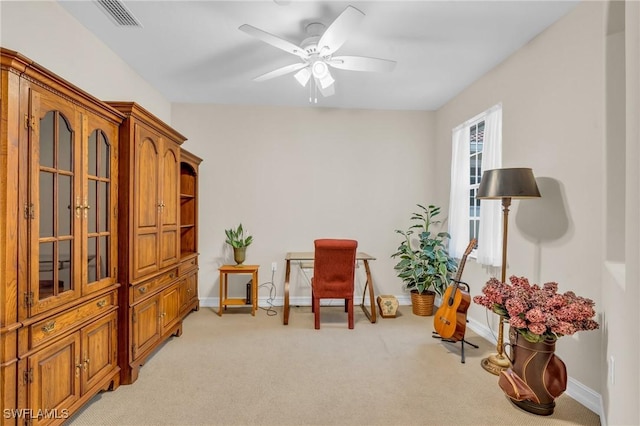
477, 168, 541, 199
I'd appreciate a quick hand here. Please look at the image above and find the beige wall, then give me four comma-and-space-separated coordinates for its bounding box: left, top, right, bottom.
434, 2, 640, 422
436, 0, 606, 398
171, 104, 436, 305
0, 0, 171, 123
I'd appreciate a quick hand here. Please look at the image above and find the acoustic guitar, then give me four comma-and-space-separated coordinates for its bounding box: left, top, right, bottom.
433, 239, 477, 341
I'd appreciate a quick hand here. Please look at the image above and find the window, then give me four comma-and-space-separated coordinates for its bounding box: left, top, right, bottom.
448, 104, 502, 266
469, 120, 484, 242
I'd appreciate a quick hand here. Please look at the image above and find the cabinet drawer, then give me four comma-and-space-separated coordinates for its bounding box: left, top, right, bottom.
131, 268, 178, 304
30, 293, 115, 349
179, 257, 198, 275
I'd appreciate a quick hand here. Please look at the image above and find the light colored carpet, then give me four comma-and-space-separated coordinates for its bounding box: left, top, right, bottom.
69, 306, 600, 425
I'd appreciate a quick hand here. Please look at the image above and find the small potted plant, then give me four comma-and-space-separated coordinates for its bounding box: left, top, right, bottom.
392, 204, 457, 316
225, 223, 253, 265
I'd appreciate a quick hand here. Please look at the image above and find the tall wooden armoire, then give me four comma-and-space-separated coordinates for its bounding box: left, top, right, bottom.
1, 48, 123, 426
108, 102, 200, 385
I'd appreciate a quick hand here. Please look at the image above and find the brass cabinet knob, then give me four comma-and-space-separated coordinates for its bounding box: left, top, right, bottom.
41, 321, 56, 334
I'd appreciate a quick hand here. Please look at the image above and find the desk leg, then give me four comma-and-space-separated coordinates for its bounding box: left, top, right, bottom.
359, 260, 377, 323
252, 271, 257, 316
218, 271, 224, 316
283, 259, 291, 325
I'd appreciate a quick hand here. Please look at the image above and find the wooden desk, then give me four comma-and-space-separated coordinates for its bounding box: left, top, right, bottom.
219, 265, 259, 316
283, 252, 377, 325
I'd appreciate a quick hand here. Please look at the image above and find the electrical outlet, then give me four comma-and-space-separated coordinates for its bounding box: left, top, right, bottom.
609, 356, 615, 385
271, 262, 277, 272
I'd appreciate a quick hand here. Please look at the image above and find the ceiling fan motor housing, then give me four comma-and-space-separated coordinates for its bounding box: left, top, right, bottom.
302, 22, 330, 56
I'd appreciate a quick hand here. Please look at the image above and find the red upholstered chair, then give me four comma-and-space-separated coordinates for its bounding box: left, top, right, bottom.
311, 239, 358, 329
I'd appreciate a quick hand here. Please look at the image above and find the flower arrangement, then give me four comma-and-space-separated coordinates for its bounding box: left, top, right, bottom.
473, 276, 599, 343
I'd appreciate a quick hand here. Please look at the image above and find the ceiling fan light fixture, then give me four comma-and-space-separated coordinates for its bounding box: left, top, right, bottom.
318, 71, 334, 89
294, 67, 311, 87
317, 78, 335, 97
311, 61, 328, 79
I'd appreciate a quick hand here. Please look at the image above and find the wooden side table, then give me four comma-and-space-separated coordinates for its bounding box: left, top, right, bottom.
218, 265, 259, 316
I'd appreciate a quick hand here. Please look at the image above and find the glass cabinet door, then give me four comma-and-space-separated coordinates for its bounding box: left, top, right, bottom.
27, 90, 118, 315
29, 91, 81, 315
83, 114, 118, 295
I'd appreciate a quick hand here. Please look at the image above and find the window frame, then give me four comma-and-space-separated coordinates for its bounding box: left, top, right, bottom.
468, 119, 485, 248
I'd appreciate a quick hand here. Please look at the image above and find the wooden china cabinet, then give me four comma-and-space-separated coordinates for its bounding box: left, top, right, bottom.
1, 49, 122, 425
109, 102, 200, 385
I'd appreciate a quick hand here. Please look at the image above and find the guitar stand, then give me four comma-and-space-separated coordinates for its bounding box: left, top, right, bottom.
432, 280, 478, 364
432, 332, 479, 364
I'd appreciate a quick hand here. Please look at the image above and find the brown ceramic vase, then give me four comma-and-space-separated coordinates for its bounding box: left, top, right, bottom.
503, 331, 567, 416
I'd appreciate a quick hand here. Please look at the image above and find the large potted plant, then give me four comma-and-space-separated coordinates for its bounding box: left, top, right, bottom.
392, 204, 457, 316
225, 223, 253, 265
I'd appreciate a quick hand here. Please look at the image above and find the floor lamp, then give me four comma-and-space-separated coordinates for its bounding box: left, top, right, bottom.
476, 167, 541, 375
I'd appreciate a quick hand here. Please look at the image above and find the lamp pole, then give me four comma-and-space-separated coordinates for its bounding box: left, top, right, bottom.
499, 198, 510, 284
480, 197, 512, 374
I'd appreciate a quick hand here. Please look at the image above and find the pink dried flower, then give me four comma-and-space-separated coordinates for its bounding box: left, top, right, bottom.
525, 307, 545, 323
509, 317, 527, 329
528, 322, 547, 335
505, 298, 527, 318
473, 275, 599, 343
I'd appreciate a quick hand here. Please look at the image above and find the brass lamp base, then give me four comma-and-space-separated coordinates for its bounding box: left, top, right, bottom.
481, 353, 511, 375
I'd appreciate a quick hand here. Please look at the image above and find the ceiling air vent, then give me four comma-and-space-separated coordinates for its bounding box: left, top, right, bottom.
96, 0, 142, 27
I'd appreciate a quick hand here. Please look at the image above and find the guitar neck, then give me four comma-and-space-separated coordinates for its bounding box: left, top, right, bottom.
454, 257, 467, 282
452, 239, 477, 284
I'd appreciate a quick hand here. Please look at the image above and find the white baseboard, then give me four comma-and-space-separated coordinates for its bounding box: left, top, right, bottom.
201, 295, 378, 308
200, 293, 417, 308
566, 377, 605, 423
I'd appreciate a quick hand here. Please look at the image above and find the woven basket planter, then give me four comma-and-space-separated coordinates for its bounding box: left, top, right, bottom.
410, 290, 435, 316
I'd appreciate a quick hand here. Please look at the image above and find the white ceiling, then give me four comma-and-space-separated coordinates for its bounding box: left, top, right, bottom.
58, 0, 579, 111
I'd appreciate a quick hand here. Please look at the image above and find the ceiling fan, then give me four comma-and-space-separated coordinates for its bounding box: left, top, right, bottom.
239, 5, 396, 102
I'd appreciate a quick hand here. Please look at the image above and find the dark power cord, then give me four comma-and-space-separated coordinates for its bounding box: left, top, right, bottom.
258, 269, 277, 316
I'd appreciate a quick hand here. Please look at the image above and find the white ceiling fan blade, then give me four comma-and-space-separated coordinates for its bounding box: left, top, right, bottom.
327, 56, 397, 72
317, 6, 365, 56
239, 24, 309, 60
294, 67, 311, 87
253, 62, 308, 82
316, 78, 335, 97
